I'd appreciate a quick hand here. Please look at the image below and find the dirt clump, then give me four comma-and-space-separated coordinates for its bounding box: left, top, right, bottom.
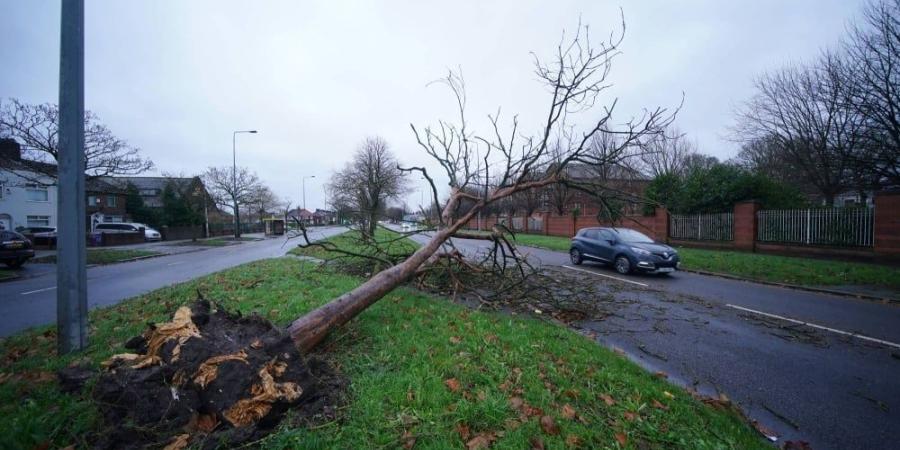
92, 300, 345, 449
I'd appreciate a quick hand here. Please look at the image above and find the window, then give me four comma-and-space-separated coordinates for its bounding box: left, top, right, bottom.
27, 215, 51, 227
139, 189, 158, 196
102, 215, 123, 223
106, 195, 118, 207
26, 185, 49, 202
88, 195, 99, 206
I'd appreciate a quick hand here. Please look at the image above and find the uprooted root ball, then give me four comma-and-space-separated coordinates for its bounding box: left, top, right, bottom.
93, 300, 345, 449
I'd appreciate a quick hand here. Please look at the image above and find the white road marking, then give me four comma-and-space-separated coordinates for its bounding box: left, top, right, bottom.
167, 261, 185, 266
562, 265, 649, 287
21, 286, 57, 295
726, 303, 900, 350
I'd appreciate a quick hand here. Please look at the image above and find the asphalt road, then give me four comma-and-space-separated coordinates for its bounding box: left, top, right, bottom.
0, 226, 345, 337
410, 232, 900, 450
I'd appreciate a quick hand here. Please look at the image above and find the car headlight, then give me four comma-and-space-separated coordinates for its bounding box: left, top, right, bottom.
631, 247, 652, 256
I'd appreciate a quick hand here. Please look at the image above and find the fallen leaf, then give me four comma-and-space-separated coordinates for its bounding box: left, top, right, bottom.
466, 432, 497, 449
509, 396, 524, 410
651, 399, 668, 410
561, 404, 577, 420
196, 413, 219, 433
614, 432, 627, 447
445, 378, 461, 392
540, 415, 560, 435
565, 434, 583, 447
529, 436, 545, 450
450, 336, 462, 344
401, 429, 416, 449
456, 423, 471, 441
599, 393, 616, 406
653, 371, 668, 379
163, 434, 191, 450
623, 411, 637, 422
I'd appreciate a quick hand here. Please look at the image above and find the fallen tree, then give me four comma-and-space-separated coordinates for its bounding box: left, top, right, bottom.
289, 16, 677, 352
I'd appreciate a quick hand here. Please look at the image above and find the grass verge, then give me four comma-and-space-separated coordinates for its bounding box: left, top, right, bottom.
0, 258, 765, 449
30, 248, 160, 265
507, 233, 900, 289
290, 227, 418, 266
0, 269, 19, 280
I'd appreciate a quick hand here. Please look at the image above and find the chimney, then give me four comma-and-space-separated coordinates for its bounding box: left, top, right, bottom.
0, 139, 22, 162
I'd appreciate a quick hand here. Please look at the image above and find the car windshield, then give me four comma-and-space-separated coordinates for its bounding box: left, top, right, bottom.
612, 228, 653, 243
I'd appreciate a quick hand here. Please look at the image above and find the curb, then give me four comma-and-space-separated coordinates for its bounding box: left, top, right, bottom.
680, 268, 900, 304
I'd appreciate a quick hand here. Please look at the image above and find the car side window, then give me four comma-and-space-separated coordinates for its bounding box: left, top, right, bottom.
598, 230, 613, 242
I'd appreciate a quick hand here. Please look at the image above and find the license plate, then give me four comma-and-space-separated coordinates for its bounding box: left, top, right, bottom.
657, 267, 674, 273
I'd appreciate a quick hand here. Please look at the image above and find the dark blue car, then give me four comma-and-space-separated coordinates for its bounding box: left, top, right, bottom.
569, 227, 680, 275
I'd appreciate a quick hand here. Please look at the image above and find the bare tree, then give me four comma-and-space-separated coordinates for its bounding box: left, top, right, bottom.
638, 126, 697, 177
735, 55, 866, 205
0, 98, 153, 183
248, 185, 278, 224
287, 17, 675, 351
326, 137, 409, 240
843, 0, 900, 186
202, 166, 263, 238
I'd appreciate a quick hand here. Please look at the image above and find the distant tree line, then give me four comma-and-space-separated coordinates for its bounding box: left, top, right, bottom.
735, 0, 900, 205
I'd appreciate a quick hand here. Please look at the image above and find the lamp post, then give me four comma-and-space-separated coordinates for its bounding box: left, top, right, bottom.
57, 0, 87, 353
302, 175, 315, 213
232, 129, 257, 238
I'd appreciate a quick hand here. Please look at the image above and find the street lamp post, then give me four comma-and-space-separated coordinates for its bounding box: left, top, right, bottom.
57, 0, 87, 354
302, 175, 315, 216
232, 129, 257, 238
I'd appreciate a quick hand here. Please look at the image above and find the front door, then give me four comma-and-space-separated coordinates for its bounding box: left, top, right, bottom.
0, 213, 11, 231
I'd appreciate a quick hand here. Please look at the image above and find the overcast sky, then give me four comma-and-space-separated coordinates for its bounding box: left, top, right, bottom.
1, 0, 867, 211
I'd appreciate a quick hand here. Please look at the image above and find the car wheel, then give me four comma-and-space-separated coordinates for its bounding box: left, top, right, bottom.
569, 248, 583, 265
614, 255, 631, 274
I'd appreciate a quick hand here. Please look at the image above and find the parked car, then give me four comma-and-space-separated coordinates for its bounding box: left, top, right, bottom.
16, 226, 56, 235
94, 222, 162, 241
0, 230, 35, 268
569, 227, 680, 275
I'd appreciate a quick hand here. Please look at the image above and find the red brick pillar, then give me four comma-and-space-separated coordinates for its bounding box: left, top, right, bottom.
653, 207, 669, 243
733, 201, 760, 251
874, 190, 900, 256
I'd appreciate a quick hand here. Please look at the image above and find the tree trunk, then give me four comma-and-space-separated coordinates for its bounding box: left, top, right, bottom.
288, 226, 456, 352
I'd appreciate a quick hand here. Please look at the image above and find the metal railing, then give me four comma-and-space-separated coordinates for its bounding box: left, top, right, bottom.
669, 212, 734, 241
757, 208, 874, 247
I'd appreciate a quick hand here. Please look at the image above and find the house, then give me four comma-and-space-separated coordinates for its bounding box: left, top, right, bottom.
541, 163, 650, 217
288, 208, 315, 225
102, 176, 225, 225
0, 139, 58, 231
86, 178, 128, 230
312, 208, 335, 225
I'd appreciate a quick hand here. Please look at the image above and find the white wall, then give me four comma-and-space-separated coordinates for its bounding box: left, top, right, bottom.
0, 169, 58, 231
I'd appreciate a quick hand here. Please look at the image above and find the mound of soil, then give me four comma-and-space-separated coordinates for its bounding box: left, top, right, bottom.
92, 300, 345, 449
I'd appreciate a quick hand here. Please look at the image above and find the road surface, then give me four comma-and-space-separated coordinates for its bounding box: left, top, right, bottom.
408, 232, 900, 450
0, 226, 345, 337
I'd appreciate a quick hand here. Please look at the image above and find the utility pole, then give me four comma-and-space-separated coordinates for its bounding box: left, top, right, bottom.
57, 0, 87, 354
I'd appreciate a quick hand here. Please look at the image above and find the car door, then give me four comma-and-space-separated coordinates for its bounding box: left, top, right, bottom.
579, 230, 607, 262
594, 230, 618, 262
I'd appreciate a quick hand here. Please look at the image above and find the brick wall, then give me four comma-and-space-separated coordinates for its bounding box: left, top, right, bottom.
733, 201, 760, 251
874, 190, 900, 256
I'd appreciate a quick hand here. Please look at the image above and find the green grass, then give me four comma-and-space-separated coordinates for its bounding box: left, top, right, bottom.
30, 249, 160, 265
504, 233, 900, 289
0, 269, 18, 280
676, 248, 900, 289
0, 258, 765, 449
290, 227, 419, 264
